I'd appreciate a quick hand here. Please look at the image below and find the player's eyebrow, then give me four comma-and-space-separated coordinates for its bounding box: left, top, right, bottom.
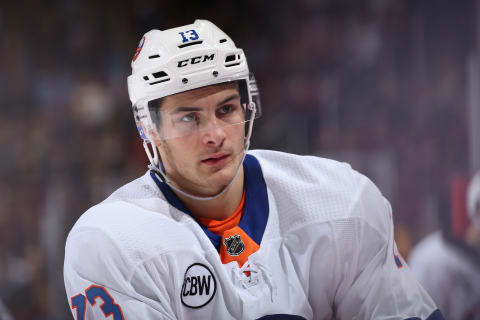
172, 106, 202, 114
172, 94, 241, 114
216, 93, 240, 106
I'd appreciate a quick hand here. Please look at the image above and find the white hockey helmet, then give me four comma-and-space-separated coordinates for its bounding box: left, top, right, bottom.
127, 19, 261, 143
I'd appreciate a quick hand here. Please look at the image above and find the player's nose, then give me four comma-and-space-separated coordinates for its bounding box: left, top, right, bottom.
202, 118, 226, 146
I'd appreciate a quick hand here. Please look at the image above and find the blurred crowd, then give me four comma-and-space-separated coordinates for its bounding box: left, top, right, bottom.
0, 0, 474, 318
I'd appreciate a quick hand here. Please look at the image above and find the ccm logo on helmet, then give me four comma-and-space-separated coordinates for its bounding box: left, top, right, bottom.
177, 54, 215, 68
181, 263, 216, 309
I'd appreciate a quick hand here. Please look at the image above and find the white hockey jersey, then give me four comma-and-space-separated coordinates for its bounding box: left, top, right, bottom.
64, 150, 443, 319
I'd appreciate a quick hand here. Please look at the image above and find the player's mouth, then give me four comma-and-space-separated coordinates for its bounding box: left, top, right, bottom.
201, 153, 230, 166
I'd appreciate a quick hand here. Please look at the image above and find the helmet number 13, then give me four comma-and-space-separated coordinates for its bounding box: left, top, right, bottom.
179, 30, 199, 43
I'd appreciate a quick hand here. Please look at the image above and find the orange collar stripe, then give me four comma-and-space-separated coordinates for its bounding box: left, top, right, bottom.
199, 190, 246, 234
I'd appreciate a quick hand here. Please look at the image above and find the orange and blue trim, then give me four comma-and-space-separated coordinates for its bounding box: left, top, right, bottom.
150, 154, 269, 251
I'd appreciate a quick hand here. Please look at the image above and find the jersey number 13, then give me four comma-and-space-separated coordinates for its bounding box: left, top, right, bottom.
71, 285, 124, 320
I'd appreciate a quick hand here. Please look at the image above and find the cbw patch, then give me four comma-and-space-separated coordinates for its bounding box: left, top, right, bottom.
181, 263, 216, 309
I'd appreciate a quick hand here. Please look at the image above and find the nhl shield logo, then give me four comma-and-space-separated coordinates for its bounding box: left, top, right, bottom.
224, 234, 245, 256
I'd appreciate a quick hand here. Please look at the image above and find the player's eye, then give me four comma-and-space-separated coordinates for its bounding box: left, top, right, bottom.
217, 104, 236, 116
178, 113, 198, 123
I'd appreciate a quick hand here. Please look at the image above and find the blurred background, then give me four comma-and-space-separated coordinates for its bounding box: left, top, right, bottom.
0, 0, 478, 318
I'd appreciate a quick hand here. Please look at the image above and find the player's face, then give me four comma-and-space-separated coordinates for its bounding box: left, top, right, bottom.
154, 83, 246, 197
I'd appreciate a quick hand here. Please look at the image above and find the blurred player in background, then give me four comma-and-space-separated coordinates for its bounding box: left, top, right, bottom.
63, 20, 444, 319
409, 171, 480, 319
0, 297, 13, 320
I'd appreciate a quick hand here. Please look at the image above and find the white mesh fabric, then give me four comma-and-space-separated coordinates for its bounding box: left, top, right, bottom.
250, 149, 368, 233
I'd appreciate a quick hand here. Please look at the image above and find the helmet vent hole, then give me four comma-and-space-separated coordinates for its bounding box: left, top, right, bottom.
225, 55, 236, 63
150, 79, 169, 85
225, 54, 242, 68
219, 39, 227, 43
182, 78, 188, 84
226, 62, 241, 67
152, 71, 168, 78
143, 76, 149, 81
147, 71, 170, 85
178, 40, 203, 49
149, 54, 161, 59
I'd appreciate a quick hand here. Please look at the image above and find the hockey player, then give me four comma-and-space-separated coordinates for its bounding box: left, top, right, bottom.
409, 171, 480, 319
63, 20, 444, 319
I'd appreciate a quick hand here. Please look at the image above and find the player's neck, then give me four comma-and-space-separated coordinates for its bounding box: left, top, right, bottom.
176, 168, 245, 221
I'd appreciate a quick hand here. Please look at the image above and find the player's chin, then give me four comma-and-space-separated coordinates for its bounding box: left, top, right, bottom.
191, 176, 228, 197
206, 164, 238, 185
199, 151, 241, 180
207, 170, 235, 187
